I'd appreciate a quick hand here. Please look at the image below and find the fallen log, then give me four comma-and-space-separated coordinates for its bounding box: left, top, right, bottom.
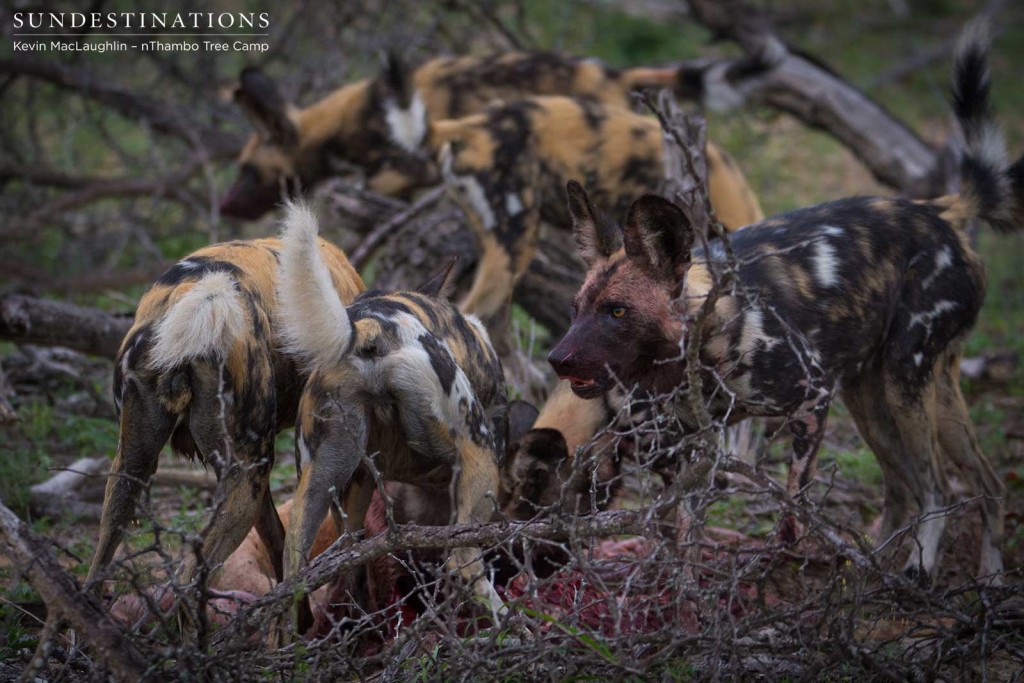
0, 293, 131, 359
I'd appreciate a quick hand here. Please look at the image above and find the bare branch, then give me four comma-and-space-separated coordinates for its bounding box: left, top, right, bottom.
0, 56, 239, 156
683, 0, 947, 195
0, 294, 132, 359
0, 501, 147, 680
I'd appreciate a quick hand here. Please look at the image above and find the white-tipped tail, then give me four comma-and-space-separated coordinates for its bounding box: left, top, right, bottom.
277, 203, 353, 367
150, 271, 245, 370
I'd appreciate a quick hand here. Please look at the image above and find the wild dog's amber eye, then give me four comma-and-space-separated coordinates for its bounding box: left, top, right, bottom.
611, 306, 626, 318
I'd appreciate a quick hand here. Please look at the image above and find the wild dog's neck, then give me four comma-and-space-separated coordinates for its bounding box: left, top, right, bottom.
295, 79, 373, 152
642, 260, 731, 395
305, 78, 435, 196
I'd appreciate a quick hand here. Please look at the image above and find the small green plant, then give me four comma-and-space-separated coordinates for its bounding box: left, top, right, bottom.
0, 580, 42, 661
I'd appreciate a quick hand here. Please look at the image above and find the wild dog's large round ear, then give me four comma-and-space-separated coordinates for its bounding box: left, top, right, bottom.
566, 180, 623, 267
623, 194, 694, 280
234, 67, 299, 147
380, 50, 415, 109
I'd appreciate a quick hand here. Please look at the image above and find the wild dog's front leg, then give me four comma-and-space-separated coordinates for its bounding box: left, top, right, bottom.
780, 399, 830, 544
460, 231, 518, 328
441, 147, 540, 327
935, 355, 1005, 581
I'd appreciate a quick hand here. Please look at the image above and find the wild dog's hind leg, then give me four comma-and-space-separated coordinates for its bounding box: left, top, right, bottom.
449, 438, 505, 620
179, 358, 277, 589
87, 377, 176, 594
935, 352, 1005, 581
284, 368, 369, 637
287, 367, 369, 582
882, 369, 950, 581
256, 489, 286, 582
841, 369, 915, 555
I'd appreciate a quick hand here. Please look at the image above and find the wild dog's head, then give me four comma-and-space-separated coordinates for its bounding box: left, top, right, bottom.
223, 59, 436, 220
222, 68, 312, 220
549, 181, 701, 398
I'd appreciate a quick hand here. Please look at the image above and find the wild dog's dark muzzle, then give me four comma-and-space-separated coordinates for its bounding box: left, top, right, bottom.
548, 337, 606, 398
220, 165, 289, 220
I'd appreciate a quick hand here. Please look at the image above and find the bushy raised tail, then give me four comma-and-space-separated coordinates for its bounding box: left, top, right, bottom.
277, 203, 354, 368
952, 19, 1024, 233
149, 271, 245, 370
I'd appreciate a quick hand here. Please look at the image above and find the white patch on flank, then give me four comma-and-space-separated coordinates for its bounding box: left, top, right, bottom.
388, 341, 484, 439
149, 271, 245, 370
384, 93, 427, 152
908, 300, 959, 337
505, 192, 524, 217
820, 225, 844, 237
812, 240, 840, 288
277, 203, 352, 368
457, 174, 497, 231
913, 352, 924, 367
921, 246, 954, 290
438, 146, 495, 231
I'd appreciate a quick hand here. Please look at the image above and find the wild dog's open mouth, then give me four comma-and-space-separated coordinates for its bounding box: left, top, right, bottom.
561, 375, 606, 399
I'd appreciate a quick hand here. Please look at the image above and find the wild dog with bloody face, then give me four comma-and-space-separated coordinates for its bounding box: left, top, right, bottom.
222, 51, 716, 219
548, 24, 1020, 581
87, 238, 364, 603
276, 204, 510, 633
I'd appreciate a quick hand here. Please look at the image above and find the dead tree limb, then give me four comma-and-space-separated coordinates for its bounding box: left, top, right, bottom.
0, 294, 131, 359
18, 158, 207, 220
212, 509, 648, 650
681, 0, 1007, 196
2, 262, 173, 295
0, 501, 147, 680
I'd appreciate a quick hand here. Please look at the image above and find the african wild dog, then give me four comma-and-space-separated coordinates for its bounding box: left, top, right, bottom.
276, 204, 510, 633
221, 51, 706, 219
87, 238, 364, 605
377, 62, 763, 324
548, 24, 1020, 581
